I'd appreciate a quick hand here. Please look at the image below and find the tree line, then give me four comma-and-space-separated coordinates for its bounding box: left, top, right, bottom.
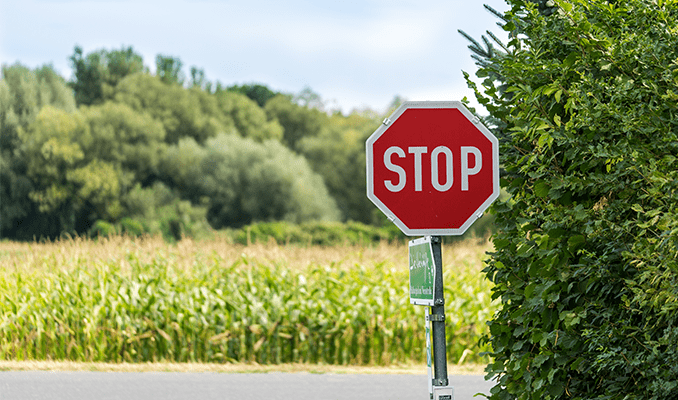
0, 46, 394, 240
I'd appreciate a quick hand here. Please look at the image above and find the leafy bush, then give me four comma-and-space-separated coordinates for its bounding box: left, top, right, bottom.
91, 182, 214, 241
468, 1, 678, 399
161, 133, 341, 228
296, 112, 379, 223
232, 220, 403, 246
119, 217, 144, 237
90, 220, 117, 237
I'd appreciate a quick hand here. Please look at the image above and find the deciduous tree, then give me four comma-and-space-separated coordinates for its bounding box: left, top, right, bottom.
161, 133, 340, 228
69, 45, 144, 106
265, 94, 328, 150
155, 54, 184, 86
0, 64, 77, 238
297, 112, 380, 223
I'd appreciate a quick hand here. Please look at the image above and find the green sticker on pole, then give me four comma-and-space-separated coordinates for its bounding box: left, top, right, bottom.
409, 236, 436, 306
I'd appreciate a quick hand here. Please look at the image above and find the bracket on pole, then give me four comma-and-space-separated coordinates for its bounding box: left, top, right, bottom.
432, 378, 449, 387
426, 313, 445, 322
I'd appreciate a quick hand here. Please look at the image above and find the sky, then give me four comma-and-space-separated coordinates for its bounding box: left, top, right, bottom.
0, 0, 509, 114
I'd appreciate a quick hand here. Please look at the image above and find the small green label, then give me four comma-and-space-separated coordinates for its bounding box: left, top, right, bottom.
409, 237, 436, 306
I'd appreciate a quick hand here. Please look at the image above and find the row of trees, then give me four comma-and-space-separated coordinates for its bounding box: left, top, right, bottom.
1, 46, 389, 240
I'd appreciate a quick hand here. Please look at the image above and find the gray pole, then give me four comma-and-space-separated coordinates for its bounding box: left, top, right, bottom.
430, 235, 448, 387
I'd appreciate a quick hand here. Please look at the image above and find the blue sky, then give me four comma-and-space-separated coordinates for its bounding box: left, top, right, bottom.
0, 0, 509, 114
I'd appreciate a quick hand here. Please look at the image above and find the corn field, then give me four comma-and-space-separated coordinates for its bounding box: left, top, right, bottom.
0, 235, 497, 365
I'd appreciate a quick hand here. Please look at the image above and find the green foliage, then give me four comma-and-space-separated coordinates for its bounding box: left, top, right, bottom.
467, 0, 678, 398
116, 182, 212, 241
297, 112, 380, 223
17, 103, 169, 235
1, 63, 77, 152
155, 54, 184, 86
265, 94, 328, 149
161, 133, 340, 228
293, 86, 325, 110
90, 220, 118, 237
214, 90, 283, 142
18, 106, 97, 233
3, 45, 461, 240
69, 45, 145, 106
227, 83, 279, 107
80, 101, 167, 183
110, 73, 282, 144
110, 73, 223, 144
0, 63, 78, 238
231, 220, 402, 246
189, 66, 208, 91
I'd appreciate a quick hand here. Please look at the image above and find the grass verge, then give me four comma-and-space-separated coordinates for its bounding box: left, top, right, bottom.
0, 360, 486, 375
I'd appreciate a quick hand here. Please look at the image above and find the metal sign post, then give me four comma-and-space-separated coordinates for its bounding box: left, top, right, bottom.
425, 307, 433, 399
430, 236, 448, 388
410, 236, 451, 399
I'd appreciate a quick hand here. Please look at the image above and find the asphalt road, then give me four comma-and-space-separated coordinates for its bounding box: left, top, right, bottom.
0, 371, 494, 400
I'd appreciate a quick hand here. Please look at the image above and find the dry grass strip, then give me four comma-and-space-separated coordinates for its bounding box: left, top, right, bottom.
0, 361, 485, 375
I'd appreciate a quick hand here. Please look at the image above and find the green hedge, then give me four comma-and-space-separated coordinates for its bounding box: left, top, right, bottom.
231, 221, 403, 246
230, 217, 496, 247
90, 217, 496, 247
469, 1, 678, 399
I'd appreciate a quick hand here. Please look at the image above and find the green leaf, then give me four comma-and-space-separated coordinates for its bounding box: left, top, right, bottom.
538, 132, 554, 148
548, 383, 565, 397
567, 235, 586, 252
524, 283, 537, 298
516, 242, 535, 257
535, 121, 550, 131
534, 180, 551, 198
494, 239, 510, 249
563, 52, 578, 68
533, 353, 549, 368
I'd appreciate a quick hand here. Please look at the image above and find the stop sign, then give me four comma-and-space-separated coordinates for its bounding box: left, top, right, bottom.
366, 101, 499, 236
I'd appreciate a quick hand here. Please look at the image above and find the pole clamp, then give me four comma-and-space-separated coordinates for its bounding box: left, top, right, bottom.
427, 313, 445, 322
432, 378, 449, 387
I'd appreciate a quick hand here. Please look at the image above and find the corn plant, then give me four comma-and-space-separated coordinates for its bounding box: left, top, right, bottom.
0, 237, 496, 365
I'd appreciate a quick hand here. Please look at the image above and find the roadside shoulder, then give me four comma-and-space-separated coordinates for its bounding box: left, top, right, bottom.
0, 361, 485, 375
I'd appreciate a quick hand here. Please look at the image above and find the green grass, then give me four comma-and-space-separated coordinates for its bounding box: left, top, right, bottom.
0, 235, 497, 366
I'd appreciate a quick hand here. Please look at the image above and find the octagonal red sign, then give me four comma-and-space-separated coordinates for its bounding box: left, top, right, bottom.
366, 101, 499, 236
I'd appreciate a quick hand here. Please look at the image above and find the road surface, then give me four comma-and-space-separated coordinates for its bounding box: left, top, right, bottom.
0, 371, 494, 400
